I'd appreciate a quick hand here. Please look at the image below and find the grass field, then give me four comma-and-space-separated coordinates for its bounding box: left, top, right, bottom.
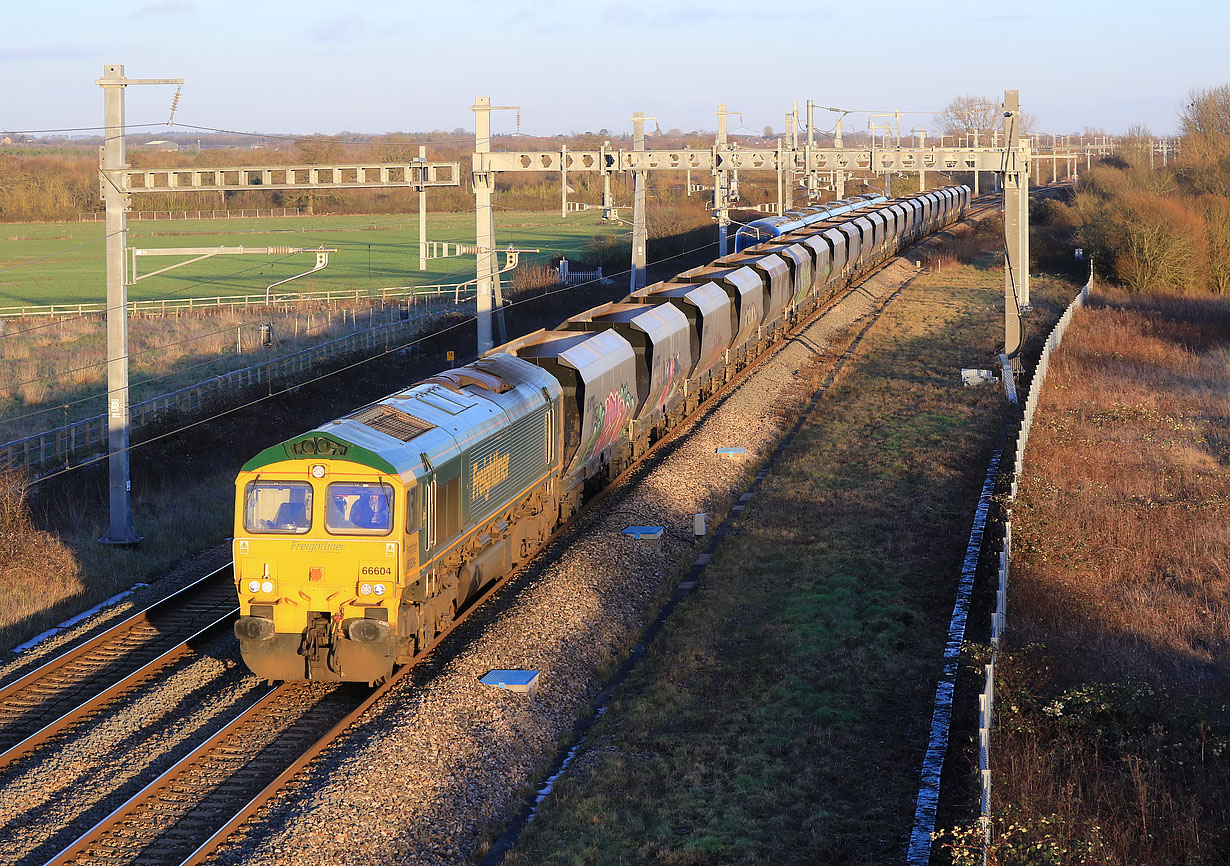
0, 210, 622, 308
0, 210, 624, 441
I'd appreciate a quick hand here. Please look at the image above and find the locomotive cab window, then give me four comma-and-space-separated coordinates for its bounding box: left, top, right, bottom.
326, 481, 395, 536
406, 487, 421, 534
438, 475, 463, 544
245, 481, 313, 534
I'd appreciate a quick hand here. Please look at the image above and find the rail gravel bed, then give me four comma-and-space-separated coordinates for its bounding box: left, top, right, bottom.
204, 256, 924, 866
0, 629, 261, 866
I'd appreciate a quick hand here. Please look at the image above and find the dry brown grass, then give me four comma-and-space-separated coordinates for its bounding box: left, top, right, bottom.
0, 471, 84, 649
914, 219, 1003, 273
988, 286, 1230, 865
0, 300, 425, 441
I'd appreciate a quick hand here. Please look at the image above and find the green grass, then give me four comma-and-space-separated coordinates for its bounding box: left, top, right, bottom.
505, 252, 1074, 865
0, 211, 622, 307
0, 209, 625, 441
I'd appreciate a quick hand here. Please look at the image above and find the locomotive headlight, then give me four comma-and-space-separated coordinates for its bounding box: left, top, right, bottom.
261, 580, 274, 594
247, 579, 261, 593
373, 583, 387, 596
311, 464, 326, 478
359, 582, 373, 596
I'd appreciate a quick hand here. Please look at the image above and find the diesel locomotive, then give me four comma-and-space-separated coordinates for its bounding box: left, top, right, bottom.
232, 185, 971, 684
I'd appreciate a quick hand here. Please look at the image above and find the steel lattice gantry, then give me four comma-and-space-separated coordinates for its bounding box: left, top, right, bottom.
471, 126, 1033, 366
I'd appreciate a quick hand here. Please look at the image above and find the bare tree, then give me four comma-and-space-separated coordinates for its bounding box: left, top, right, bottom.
1120, 124, 1155, 168
1178, 84, 1230, 196
935, 95, 1003, 139
936, 94, 1035, 142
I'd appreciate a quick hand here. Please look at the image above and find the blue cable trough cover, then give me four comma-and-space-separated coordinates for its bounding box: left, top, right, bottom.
622, 525, 664, 541
715, 446, 746, 457
480, 669, 541, 697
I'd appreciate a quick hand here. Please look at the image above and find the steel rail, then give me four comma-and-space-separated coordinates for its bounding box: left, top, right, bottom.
0, 567, 235, 759
0, 613, 237, 771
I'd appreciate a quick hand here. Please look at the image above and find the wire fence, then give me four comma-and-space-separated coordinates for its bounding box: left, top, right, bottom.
979, 270, 1092, 864
0, 305, 446, 474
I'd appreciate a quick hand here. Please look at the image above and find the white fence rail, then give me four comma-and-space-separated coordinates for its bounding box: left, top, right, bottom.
78, 207, 309, 222
978, 273, 1092, 863
0, 282, 477, 320
0, 307, 440, 475
556, 258, 606, 286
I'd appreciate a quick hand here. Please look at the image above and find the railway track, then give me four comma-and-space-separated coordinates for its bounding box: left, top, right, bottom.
6, 197, 1026, 865
0, 569, 237, 771
44, 681, 366, 866
27, 262, 904, 865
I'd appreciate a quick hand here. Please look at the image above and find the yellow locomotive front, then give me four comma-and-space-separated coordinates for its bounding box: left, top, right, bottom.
232, 355, 567, 685
233, 435, 414, 684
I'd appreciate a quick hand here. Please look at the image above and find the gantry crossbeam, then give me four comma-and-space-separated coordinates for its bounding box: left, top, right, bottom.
478, 145, 1033, 175
108, 161, 460, 194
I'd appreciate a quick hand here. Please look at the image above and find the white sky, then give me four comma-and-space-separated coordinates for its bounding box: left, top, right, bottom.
2, 0, 1223, 140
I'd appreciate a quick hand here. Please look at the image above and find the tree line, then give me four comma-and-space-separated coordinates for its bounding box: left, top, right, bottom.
1050, 85, 1230, 294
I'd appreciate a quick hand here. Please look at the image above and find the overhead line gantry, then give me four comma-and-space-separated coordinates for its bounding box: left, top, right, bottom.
470, 90, 1035, 376
95, 63, 461, 545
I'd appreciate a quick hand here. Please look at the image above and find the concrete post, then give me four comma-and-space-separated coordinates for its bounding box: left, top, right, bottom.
917, 127, 927, 190
472, 97, 498, 354
784, 111, 795, 212
631, 112, 648, 291
834, 113, 846, 199
1001, 90, 1029, 371
602, 140, 614, 218
561, 143, 568, 218
1020, 139, 1031, 309
776, 137, 784, 217
806, 100, 817, 200
418, 145, 428, 270
972, 129, 980, 197
716, 103, 729, 257
98, 64, 141, 545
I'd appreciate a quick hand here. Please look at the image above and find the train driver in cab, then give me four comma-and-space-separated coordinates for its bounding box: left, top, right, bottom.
349, 490, 390, 531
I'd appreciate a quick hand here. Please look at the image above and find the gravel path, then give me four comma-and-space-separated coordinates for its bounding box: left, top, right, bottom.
205, 258, 921, 866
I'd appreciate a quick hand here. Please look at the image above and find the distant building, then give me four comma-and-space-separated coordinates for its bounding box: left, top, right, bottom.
142, 139, 180, 152
0, 136, 12, 145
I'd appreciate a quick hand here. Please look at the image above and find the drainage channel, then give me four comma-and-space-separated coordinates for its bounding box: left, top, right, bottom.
905, 431, 1005, 865
481, 277, 915, 865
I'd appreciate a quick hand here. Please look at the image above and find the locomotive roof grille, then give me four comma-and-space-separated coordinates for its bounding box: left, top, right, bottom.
347, 404, 437, 442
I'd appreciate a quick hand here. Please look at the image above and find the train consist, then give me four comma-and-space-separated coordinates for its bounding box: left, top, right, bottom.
232, 185, 971, 683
